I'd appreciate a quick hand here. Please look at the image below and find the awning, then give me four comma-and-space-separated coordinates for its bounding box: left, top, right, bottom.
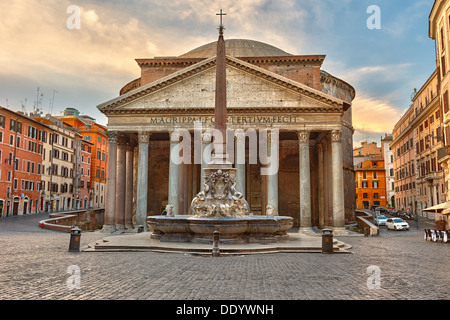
423, 202, 450, 213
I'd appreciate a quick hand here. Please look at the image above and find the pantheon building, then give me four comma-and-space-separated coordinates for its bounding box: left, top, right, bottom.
97, 38, 356, 234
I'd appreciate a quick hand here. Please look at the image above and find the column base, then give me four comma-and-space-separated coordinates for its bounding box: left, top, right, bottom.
100, 224, 116, 233
298, 227, 316, 235
330, 227, 349, 236
124, 224, 134, 232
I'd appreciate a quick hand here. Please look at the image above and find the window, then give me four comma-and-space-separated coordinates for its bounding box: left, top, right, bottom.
373, 181, 379, 188
363, 193, 368, 199
0, 115, 5, 128
374, 193, 379, 199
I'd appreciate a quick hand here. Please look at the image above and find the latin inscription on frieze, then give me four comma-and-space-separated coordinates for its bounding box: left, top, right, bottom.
146, 115, 299, 126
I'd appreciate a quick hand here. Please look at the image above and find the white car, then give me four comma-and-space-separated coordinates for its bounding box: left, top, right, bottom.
375, 215, 387, 226
386, 218, 409, 231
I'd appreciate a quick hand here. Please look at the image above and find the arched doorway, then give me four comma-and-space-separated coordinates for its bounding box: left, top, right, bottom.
23, 197, 29, 215
12, 197, 20, 216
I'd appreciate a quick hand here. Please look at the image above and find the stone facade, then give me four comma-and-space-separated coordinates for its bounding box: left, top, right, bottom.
97, 39, 356, 233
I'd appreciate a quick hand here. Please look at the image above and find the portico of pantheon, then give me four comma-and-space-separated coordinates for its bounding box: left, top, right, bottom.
97, 38, 356, 234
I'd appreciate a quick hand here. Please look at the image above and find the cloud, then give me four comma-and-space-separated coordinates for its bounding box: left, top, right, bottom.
351, 94, 404, 148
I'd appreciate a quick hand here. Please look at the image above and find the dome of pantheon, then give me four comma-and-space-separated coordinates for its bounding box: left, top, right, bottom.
179, 39, 293, 58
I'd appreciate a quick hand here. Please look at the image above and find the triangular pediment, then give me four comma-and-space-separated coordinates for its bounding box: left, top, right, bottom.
97, 55, 346, 114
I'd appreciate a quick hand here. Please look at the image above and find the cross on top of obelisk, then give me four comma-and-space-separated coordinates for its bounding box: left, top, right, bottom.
216, 9, 226, 35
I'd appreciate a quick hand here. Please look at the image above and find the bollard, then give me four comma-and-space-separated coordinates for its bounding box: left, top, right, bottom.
212, 230, 220, 257
364, 227, 370, 237
322, 229, 333, 254
69, 226, 82, 252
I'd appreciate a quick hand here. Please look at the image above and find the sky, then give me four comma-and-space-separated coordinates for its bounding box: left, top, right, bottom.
0, 0, 438, 148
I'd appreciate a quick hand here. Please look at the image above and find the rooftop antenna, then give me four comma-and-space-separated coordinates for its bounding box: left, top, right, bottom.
49, 89, 57, 115
21, 98, 27, 114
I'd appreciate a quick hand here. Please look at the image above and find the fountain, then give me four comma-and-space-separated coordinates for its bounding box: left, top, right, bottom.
146, 12, 293, 244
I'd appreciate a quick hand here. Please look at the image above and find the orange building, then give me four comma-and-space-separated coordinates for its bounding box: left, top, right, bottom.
355, 158, 387, 210
56, 108, 108, 208
0, 107, 50, 216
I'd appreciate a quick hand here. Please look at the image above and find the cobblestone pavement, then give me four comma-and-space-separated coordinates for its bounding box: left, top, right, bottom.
0, 212, 449, 301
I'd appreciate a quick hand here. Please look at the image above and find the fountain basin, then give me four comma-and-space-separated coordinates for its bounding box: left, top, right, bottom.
147, 215, 294, 244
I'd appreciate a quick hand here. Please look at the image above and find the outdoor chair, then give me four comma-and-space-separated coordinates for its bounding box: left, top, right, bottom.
431, 230, 437, 242
436, 230, 442, 242
424, 229, 432, 241
442, 231, 448, 243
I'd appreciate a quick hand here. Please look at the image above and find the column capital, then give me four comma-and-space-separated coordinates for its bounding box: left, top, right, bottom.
170, 130, 182, 142
297, 130, 310, 144
106, 131, 119, 144
126, 140, 137, 152
137, 131, 151, 144
117, 134, 129, 148
202, 130, 213, 143
235, 130, 245, 143
330, 130, 343, 143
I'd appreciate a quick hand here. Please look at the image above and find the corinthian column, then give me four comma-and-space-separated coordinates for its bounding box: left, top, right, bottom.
115, 135, 127, 229
235, 130, 246, 197
169, 131, 180, 215
136, 131, 150, 228
267, 130, 279, 214
124, 140, 135, 231
101, 131, 118, 233
317, 141, 325, 228
331, 130, 346, 234
298, 130, 312, 234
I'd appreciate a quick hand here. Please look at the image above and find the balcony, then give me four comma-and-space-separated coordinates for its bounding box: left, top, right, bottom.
437, 146, 450, 162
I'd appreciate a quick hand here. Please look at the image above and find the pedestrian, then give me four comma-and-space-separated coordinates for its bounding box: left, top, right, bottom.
414, 214, 419, 229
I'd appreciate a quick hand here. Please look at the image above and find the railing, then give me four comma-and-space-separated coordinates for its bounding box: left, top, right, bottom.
38, 208, 104, 232
355, 210, 379, 236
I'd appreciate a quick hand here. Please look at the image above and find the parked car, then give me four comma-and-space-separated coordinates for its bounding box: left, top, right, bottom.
375, 215, 387, 226
386, 218, 409, 231
371, 206, 387, 214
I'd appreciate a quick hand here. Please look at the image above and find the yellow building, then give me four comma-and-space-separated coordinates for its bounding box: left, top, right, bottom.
429, 0, 450, 228
411, 70, 445, 215
391, 103, 417, 212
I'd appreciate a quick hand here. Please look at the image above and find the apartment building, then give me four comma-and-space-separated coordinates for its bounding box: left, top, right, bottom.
33, 116, 82, 211
355, 158, 387, 210
77, 139, 93, 209
411, 70, 445, 214
0, 107, 49, 216
391, 104, 417, 212
56, 108, 108, 208
381, 134, 395, 208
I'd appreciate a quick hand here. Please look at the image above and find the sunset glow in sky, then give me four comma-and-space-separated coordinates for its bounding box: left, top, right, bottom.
0, 0, 437, 147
